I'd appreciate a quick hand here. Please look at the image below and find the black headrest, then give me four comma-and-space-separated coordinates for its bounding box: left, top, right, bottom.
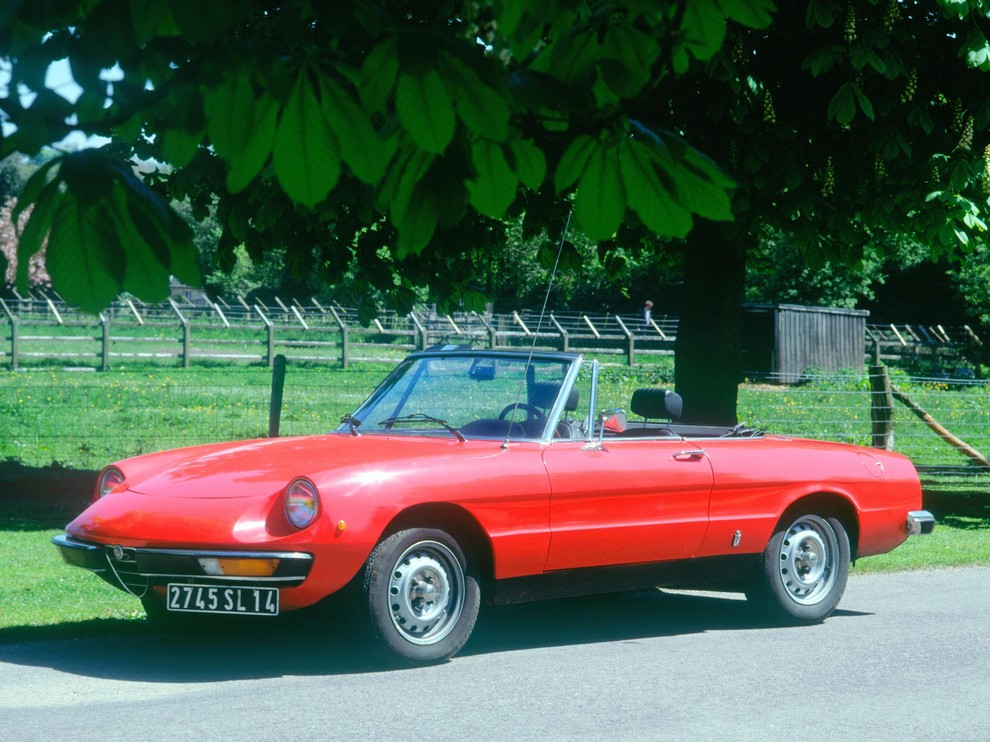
630, 388, 682, 420
529, 380, 578, 411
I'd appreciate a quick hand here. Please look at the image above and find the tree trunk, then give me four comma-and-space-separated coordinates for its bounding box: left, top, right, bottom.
674, 221, 747, 425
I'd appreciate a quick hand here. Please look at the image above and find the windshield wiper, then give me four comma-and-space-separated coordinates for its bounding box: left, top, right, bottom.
377, 413, 466, 442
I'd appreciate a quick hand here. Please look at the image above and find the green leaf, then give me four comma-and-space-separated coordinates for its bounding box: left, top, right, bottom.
802, 47, 839, 77
963, 30, 990, 70
12, 157, 62, 228
574, 143, 625, 240
108, 185, 172, 302
680, 1, 726, 61
360, 37, 399, 114
389, 150, 435, 234
45, 189, 123, 313
204, 70, 255, 159
131, 0, 181, 43
396, 70, 455, 154
438, 50, 509, 141
274, 72, 340, 209
467, 140, 518, 218
852, 83, 875, 120
15, 178, 62, 292
618, 140, 693, 238
598, 21, 659, 97
720, 0, 776, 28
103, 154, 201, 290
827, 82, 856, 125
509, 138, 547, 190
555, 134, 597, 192
394, 182, 439, 258
226, 93, 279, 193
321, 77, 388, 185
668, 158, 734, 222
161, 127, 202, 167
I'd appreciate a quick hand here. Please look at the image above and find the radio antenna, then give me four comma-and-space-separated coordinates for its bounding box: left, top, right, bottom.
502, 210, 573, 449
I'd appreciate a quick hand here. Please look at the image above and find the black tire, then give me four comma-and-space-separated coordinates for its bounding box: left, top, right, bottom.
746, 512, 850, 624
362, 528, 480, 664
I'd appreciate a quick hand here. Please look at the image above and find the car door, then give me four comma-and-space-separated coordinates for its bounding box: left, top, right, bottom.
541, 437, 714, 571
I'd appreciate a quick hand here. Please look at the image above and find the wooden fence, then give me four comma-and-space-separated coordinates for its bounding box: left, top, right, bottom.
0, 294, 983, 374
0, 296, 677, 370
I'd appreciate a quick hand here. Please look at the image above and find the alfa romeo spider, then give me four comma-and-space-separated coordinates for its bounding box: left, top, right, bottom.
53, 349, 934, 663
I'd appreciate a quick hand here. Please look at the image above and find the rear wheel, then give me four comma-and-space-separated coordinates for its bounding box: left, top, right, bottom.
362, 528, 480, 664
747, 512, 850, 624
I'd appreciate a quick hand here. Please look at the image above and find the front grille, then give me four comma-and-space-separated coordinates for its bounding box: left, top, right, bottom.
104, 545, 150, 597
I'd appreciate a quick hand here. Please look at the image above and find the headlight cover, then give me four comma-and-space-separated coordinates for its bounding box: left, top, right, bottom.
97, 466, 125, 498
285, 478, 320, 529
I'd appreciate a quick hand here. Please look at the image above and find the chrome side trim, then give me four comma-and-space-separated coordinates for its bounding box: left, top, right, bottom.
906, 510, 936, 536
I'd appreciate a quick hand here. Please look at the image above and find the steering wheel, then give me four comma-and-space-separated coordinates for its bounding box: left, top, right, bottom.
498, 403, 546, 422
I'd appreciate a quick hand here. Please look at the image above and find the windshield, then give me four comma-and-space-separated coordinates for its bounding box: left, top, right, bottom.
341, 353, 583, 440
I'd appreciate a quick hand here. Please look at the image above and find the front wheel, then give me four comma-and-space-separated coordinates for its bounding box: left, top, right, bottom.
746, 513, 850, 624
362, 528, 480, 664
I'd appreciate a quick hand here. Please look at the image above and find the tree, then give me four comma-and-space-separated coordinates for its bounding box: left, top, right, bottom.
654, 1, 990, 421
4, 1, 990, 424
1, 198, 49, 288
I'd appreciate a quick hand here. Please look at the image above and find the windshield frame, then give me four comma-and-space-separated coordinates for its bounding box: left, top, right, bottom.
339, 349, 587, 444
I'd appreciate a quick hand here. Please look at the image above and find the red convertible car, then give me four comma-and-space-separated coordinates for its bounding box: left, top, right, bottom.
54, 349, 934, 663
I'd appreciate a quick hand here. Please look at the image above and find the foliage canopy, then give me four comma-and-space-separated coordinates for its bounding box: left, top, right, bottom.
0, 0, 773, 315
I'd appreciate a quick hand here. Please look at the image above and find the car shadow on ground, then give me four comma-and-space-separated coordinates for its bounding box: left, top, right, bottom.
0, 588, 870, 682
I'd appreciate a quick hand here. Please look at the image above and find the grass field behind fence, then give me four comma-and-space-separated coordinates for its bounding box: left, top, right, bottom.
1, 361, 988, 471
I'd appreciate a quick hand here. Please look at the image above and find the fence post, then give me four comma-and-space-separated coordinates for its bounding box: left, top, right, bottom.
550, 314, 569, 353
101, 315, 111, 371
329, 307, 349, 368
869, 365, 894, 450
269, 354, 286, 438
180, 322, 190, 368
615, 316, 635, 365
474, 312, 497, 350
168, 299, 191, 368
9, 316, 19, 371
253, 305, 274, 367
409, 312, 426, 350
3, 299, 18, 371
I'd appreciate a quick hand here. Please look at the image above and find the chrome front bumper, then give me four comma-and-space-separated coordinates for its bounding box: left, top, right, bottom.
906, 510, 936, 536
52, 534, 313, 596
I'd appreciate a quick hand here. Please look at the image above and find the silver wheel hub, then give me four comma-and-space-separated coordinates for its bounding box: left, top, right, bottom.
776, 515, 838, 606
387, 541, 465, 646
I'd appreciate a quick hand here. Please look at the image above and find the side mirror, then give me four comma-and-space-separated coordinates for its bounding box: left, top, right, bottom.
598, 408, 626, 443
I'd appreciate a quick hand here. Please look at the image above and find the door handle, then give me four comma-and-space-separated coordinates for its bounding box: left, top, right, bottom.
671, 449, 706, 460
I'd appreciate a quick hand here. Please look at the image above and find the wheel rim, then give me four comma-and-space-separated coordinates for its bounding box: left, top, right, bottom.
387, 540, 465, 646
776, 515, 839, 606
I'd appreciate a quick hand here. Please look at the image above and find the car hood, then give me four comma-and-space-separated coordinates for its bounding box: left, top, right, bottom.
117, 433, 497, 499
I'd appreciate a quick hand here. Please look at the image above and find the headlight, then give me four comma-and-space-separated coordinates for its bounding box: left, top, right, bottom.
97, 466, 125, 498
285, 478, 320, 529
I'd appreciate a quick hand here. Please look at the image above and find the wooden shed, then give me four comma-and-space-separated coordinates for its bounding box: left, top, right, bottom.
741, 303, 868, 380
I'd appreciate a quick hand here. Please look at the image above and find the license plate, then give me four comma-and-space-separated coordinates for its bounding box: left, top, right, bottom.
166, 584, 279, 616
